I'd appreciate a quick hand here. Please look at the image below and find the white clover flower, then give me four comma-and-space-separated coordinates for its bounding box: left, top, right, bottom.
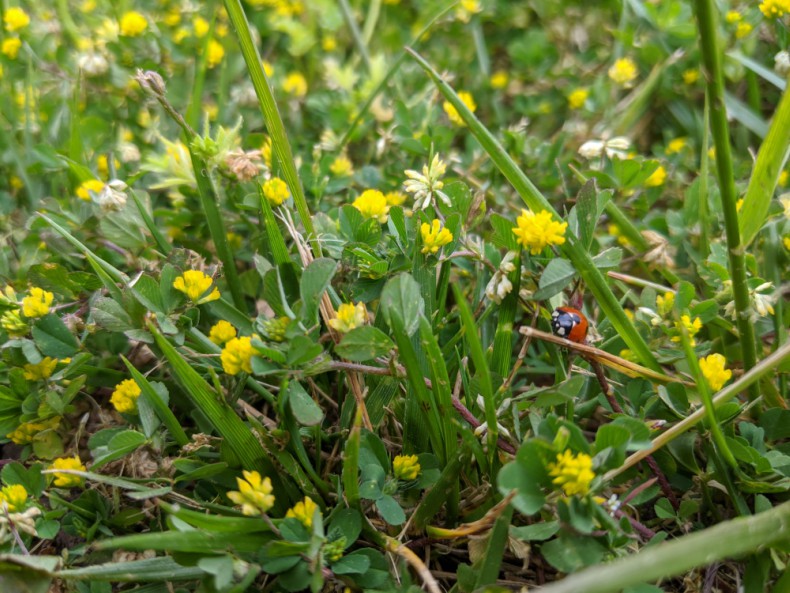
77, 51, 109, 77
485, 251, 517, 304
96, 179, 128, 212
724, 282, 776, 322
473, 395, 512, 440
403, 154, 451, 210
775, 51, 790, 77
578, 136, 631, 159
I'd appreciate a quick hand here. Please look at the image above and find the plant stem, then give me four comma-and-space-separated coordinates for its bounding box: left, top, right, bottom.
692, 0, 759, 401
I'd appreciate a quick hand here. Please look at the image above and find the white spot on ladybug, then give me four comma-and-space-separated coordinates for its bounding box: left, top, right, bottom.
556, 327, 565, 335
551, 311, 559, 318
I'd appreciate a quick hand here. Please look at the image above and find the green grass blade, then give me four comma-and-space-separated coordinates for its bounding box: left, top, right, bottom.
222, 0, 318, 255
739, 83, 790, 247
147, 321, 288, 510
258, 185, 290, 266
452, 283, 497, 455
129, 189, 172, 256
121, 356, 189, 446
407, 48, 662, 373
57, 558, 207, 582
537, 500, 790, 593
473, 505, 513, 589
188, 148, 246, 310
413, 447, 470, 529
491, 253, 521, 378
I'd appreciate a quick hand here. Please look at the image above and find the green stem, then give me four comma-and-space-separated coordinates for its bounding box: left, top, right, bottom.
692, 0, 759, 401
337, 0, 372, 73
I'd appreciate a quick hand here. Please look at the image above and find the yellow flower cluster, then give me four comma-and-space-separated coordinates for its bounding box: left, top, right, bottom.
608, 58, 638, 86
760, 0, 790, 18
490, 70, 509, 89
393, 454, 421, 480
352, 189, 389, 223
23, 357, 57, 381
682, 69, 699, 85
227, 470, 275, 515
22, 287, 54, 318
330, 155, 353, 177
1, 309, 27, 337
120, 11, 148, 37
173, 270, 221, 304
221, 336, 254, 375
548, 450, 595, 497
645, 165, 667, 187
699, 353, 732, 391
262, 177, 289, 206
656, 291, 675, 316
4, 7, 29, 32
385, 191, 406, 207
7, 418, 59, 445
0, 484, 28, 512
286, 496, 320, 528
206, 39, 224, 69
666, 138, 686, 155
77, 179, 104, 201
443, 91, 477, 126
567, 88, 589, 110
420, 219, 453, 254
672, 314, 703, 346
328, 302, 366, 334
2, 37, 21, 59
50, 456, 87, 488
512, 209, 567, 255
209, 320, 236, 345
283, 72, 307, 97
111, 378, 141, 414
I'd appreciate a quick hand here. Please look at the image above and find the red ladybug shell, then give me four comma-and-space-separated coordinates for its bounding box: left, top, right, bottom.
550, 307, 589, 343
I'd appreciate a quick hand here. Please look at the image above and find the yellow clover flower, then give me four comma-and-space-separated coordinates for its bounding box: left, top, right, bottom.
1, 37, 21, 59
548, 450, 595, 497
77, 179, 104, 201
1, 309, 27, 337
209, 320, 236, 345
119, 11, 148, 37
420, 219, 453, 254
760, 0, 790, 18
567, 88, 589, 110
22, 287, 54, 318
671, 314, 703, 346
111, 378, 141, 414
352, 189, 388, 223
329, 155, 353, 177
699, 353, 732, 392
328, 303, 366, 334
4, 7, 29, 32
443, 91, 477, 126
608, 58, 638, 86
286, 496, 320, 528
221, 336, 254, 375
283, 72, 307, 98
512, 209, 568, 255
0, 484, 28, 512
23, 357, 57, 381
262, 177, 289, 207
227, 470, 275, 515
656, 291, 675, 316
666, 138, 687, 155
393, 454, 421, 481
385, 191, 407, 207
173, 270, 221, 304
193, 16, 209, 37
206, 39, 224, 68
490, 70, 509, 89
645, 165, 667, 187
50, 456, 87, 488
682, 69, 699, 85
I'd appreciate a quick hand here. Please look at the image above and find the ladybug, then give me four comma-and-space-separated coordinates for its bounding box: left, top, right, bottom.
550, 307, 589, 343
